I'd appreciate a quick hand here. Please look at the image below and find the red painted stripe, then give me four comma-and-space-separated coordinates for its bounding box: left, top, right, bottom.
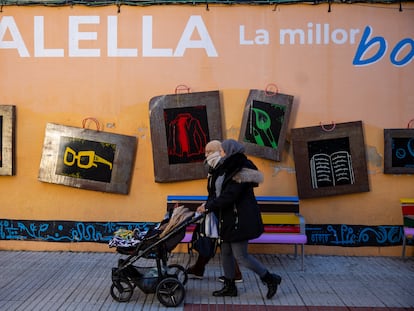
264, 225, 300, 233
402, 205, 414, 215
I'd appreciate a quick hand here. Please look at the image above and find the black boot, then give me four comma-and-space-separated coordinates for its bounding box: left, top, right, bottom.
261, 272, 282, 299
212, 278, 238, 297
186, 255, 210, 279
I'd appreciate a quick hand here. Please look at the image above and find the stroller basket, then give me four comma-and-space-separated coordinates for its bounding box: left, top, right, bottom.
112, 265, 160, 294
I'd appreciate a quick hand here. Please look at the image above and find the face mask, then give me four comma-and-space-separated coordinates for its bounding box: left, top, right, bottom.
206, 151, 221, 168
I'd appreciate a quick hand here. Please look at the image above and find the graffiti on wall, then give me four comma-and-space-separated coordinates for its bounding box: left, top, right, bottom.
306, 224, 404, 246
0, 219, 157, 243
0, 219, 410, 247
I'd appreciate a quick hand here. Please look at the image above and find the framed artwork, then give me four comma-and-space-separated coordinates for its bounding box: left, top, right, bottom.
239, 89, 293, 161
0, 105, 16, 176
291, 121, 370, 199
149, 90, 223, 182
38, 123, 137, 194
384, 128, 414, 174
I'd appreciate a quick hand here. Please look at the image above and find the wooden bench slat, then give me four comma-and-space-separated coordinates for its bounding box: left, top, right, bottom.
262, 213, 300, 225
168, 195, 299, 202
401, 198, 414, 204
185, 224, 300, 234
249, 233, 307, 244
168, 195, 300, 213
264, 225, 300, 233
402, 205, 414, 215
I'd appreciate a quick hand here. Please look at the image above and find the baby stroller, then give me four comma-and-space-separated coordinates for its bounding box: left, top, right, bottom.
109, 205, 202, 307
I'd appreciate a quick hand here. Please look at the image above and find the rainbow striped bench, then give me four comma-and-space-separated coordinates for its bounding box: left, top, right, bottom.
167, 195, 307, 270
401, 198, 414, 259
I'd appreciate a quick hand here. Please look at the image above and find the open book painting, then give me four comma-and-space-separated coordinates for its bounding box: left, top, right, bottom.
291, 121, 369, 199
309, 137, 355, 189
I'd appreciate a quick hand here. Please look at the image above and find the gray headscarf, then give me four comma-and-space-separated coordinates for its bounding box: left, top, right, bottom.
221, 139, 245, 160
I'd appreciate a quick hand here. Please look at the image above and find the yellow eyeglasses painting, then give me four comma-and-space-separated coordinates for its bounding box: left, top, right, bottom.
63, 147, 113, 170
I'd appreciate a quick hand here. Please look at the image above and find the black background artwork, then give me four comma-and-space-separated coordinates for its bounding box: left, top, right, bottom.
239, 89, 293, 161
164, 106, 209, 165
384, 129, 414, 174
243, 100, 286, 149
392, 138, 414, 167
56, 137, 116, 183
38, 123, 137, 194
149, 90, 223, 183
308, 137, 354, 189
291, 121, 369, 199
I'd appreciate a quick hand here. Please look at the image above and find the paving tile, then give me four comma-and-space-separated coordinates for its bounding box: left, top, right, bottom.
0, 251, 413, 311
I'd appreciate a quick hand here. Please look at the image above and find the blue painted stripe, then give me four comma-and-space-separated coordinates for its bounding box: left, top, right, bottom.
167, 195, 299, 203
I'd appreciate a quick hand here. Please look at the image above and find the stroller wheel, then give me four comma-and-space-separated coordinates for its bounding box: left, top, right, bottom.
167, 264, 188, 285
110, 279, 133, 302
156, 277, 185, 307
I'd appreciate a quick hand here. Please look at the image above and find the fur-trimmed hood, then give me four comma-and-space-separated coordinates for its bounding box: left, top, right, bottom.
232, 167, 264, 184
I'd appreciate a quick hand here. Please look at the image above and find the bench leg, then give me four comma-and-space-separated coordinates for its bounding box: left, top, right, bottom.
294, 244, 305, 271
402, 235, 407, 259
301, 244, 305, 271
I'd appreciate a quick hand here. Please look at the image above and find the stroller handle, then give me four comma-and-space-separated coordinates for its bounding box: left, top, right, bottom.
190, 212, 205, 224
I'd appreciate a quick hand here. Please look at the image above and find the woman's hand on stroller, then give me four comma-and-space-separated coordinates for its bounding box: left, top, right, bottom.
196, 203, 206, 214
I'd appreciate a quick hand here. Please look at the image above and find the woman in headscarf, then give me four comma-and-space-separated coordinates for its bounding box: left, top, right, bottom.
197, 139, 282, 299
187, 140, 243, 282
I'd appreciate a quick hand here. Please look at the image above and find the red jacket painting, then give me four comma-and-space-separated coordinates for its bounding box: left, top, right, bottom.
167, 113, 208, 162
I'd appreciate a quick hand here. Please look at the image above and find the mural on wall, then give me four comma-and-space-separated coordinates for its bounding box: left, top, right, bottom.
149, 89, 223, 183
291, 121, 370, 199
0, 219, 408, 247
239, 88, 293, 161
384, 127, 414, 174
0, 219, 156, 243
306, 224, 403, 247
38, 122, 137, 194
0, 105, 16, 176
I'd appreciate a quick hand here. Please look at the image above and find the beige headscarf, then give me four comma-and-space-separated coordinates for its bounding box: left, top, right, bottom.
205, 140, 221, 154
205, 140, 222, 168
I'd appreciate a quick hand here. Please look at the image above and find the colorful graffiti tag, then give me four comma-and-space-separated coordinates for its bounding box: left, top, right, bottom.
0, 219, 409, 247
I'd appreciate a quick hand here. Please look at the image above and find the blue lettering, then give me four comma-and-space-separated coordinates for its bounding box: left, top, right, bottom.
353, 26, 387, 66
390, 38, 414, 67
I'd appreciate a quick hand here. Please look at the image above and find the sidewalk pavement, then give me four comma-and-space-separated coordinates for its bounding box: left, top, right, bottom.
0, 250, 413, 311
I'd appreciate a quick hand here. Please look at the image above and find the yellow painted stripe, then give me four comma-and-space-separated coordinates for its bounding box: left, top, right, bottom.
401, 198, 414, 204
261, 213, 300, 225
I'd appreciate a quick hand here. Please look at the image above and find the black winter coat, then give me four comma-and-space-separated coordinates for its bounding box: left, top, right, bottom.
205, 153, 264, 242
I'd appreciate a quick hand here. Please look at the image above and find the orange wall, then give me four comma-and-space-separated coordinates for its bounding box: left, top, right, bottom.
0, 3, 413, 255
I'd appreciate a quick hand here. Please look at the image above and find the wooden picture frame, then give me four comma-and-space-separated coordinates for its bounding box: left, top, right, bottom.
291, 121, 370, 199
0, 105, 16, 176
38, 123, 137, 194
384, 128, 414, 174
239, 89, 293, 161
149, 90, 223, 182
